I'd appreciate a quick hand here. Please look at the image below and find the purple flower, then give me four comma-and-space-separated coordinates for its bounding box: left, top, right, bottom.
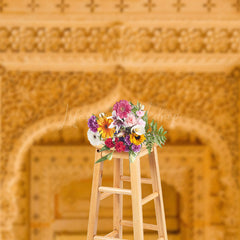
125, 135, 131, 146
132, 144, 141, 152
88, 115, 99, 132
124, 145, 130, 152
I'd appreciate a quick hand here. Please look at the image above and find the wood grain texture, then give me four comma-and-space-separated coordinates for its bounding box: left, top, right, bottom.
149, 146, 168, 240
130, 157, 144, 240
87, 150, 104, 240
113, 158, 123, 238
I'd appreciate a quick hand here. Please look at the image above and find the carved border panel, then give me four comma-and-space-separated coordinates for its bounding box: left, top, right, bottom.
1, 0, 240, 20
0, 25, 240, 54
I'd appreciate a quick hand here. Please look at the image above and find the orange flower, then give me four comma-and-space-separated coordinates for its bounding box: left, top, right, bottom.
97, 117, 115, 138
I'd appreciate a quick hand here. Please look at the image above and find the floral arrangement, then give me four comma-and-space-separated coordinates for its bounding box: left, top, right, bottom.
87, 100, 167, 163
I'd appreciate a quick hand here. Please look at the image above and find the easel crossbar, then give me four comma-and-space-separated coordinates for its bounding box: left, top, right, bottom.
99, 186, 132, 195
94, 236, 127, 240
120, 175, 152, 184
142, 192, 159, 205
121, 220, 158, 231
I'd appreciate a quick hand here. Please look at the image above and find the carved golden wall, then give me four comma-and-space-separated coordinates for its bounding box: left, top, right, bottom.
0, 1, 240, 240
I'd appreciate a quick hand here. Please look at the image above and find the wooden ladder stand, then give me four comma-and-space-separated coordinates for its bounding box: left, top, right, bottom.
87, 146, 168, 240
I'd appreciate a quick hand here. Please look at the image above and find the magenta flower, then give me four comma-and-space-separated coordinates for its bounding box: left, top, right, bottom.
124, 135, 131, 146
88, 115, 99, 132
132, 144, 141, 152
124, 145, 130, 152
113, 100, 131, 119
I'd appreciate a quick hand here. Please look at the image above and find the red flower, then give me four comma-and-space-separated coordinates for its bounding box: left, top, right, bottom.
115, 141, 125, 152
105, 138, 115, 148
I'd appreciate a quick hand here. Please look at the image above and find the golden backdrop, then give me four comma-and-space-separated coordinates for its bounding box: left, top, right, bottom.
0, 1, 240, 240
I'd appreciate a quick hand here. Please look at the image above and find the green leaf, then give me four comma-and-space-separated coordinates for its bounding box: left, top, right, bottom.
154, 135, 161, 146
95, 152, 113, 163
143, 111, 149, 131
137, 101, 140, 110
129, 101, 134, 107
142, 110, 147, 120
153, 122, 157, 132
158, 126, 163, 134
146, 143, 153, 154
131, 104, 139, 115
150, 119, 154, 129
98, 145, 110, 152
145, 123, 149, 132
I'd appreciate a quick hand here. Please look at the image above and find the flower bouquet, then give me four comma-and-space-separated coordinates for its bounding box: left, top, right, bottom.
87, 100, 167, 163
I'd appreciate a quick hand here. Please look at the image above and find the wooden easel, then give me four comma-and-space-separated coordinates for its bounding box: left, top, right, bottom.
87, 146, 168, 240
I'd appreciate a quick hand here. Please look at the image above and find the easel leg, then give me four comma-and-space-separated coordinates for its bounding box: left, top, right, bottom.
87, 151, 104, 240
113, 158, 123, 238
130, 157, 144, 240
149, 146, 168, 240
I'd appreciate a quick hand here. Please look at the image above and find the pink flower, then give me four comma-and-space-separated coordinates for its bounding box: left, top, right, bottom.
136, 110, 145, 117
125, 113, 137, 127
137, 118, 146, 127
113, 100, 131, 119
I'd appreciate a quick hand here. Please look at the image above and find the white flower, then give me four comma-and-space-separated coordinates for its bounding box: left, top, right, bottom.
112, 110, 117, 117
87, 129, 103, 146
116, 131, 125, 137
108, 121, 115, 129
109, 110, 124, 131
131, 125, 145, 135
140, 104, 144, 110
99, 112, 105, 118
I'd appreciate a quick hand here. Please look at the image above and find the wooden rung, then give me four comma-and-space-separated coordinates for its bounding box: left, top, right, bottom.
100, 192, 112, 201
142, 192, 159, 205
94, 236, 126, 240
105, 230, 117, 237
120, 175, 152, 184
121, 220, 158, 231
99, 186, 132, 195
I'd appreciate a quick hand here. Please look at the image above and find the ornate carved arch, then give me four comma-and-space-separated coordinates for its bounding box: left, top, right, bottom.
0, 64, 239, 239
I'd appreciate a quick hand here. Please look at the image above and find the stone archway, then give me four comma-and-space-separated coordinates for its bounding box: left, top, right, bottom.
2, 98, 236, 240
0, 65, 239, 240
0, 84, 121, 239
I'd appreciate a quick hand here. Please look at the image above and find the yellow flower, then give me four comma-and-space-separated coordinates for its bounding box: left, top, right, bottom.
130, 133, 146, 145
97, 117, 115, 138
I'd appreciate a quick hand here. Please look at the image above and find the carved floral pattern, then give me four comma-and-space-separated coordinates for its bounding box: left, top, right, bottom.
0, 26, 240, 54
1, 70, 117, 172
